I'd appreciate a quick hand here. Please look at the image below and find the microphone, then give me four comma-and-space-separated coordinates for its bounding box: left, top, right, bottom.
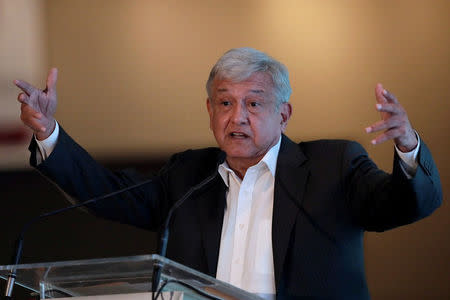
151, 151, 226, 298
4, 178, 154, 298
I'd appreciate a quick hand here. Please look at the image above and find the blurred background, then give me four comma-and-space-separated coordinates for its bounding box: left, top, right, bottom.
0, 0, 449, 299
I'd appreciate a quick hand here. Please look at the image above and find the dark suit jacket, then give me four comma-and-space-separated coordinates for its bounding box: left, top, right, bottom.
30, 128, 442, 299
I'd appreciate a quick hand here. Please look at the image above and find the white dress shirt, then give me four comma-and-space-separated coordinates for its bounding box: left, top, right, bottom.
35, 120, 59, 163
216, 137, 281, 300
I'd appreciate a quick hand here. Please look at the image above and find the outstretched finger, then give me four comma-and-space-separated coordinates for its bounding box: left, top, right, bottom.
14, 79, 38, 96
46, 68, 58, 96
371, 128, 402, 145
383, 89, 399, 104
365, 117, 401, 134
376, 103, 404, 115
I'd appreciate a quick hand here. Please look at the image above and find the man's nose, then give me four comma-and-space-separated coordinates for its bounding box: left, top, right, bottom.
231, 103, 248, 124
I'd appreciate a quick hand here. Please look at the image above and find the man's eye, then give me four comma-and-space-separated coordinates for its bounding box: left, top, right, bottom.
249, 102, 259, 107
221, 101, 231, 106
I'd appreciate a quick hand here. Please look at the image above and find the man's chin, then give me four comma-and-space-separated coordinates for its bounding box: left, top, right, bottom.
223, 151, 263, 162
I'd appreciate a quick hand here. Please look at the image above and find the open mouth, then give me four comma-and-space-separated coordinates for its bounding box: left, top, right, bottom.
230, 132, 248, 138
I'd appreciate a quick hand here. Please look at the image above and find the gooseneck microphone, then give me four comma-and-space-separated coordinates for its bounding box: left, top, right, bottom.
151, 151, 226, 299
4, 178, 154, 298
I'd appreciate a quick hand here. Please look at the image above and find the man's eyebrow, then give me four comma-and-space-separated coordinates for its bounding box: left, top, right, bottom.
250, 89, 264, 94
217, 88, 228, 93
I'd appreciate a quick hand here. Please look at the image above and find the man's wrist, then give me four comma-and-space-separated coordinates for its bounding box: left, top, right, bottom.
395, 128, 418, 152
34, 120, 59, 161
394, 131, 420, 178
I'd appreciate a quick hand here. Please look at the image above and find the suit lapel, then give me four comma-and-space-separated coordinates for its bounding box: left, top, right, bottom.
272, 135, 310, 289
196, 176, 227, 277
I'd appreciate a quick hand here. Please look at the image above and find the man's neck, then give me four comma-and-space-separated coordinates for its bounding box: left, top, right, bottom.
225, 156, 264, 180
224, 136, 283, 180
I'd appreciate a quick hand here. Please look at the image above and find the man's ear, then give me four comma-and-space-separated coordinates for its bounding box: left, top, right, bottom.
280, 102, 292, 132
206, 98, 213, 129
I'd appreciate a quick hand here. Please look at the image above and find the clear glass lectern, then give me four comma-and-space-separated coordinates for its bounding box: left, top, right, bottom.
0, 254, 262, 300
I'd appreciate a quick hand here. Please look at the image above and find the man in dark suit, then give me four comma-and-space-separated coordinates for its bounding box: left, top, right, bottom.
15, 48, 442, 299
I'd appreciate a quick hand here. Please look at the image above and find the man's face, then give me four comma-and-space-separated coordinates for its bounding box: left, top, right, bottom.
207, 72, 291, 166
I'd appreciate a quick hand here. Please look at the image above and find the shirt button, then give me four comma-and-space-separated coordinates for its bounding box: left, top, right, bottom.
239, 224, 244, 230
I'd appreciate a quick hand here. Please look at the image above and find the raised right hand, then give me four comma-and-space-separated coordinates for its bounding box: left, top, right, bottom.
14, 68, 58, 140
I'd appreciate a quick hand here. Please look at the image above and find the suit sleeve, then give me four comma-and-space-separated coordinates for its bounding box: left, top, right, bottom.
343, 141, 442, 232
29, 126, 172, 230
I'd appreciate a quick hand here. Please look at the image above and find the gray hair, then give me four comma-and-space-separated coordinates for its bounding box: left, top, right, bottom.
206, 47, 292, 106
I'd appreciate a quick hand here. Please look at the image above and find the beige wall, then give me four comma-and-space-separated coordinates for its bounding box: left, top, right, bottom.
20, 0, 450, 298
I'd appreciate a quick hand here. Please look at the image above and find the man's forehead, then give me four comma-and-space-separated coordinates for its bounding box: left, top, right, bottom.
216, 87, 265, 94
212, 72, 273, 93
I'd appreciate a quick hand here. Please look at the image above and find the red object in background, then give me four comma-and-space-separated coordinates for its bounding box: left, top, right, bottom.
0, 124, 30, 144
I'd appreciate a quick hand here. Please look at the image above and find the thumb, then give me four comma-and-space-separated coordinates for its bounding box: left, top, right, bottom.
46, 67, 58, 96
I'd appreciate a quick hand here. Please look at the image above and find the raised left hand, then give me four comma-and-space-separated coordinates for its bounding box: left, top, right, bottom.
14, 68, 58, 140
365, 83, 418, 152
